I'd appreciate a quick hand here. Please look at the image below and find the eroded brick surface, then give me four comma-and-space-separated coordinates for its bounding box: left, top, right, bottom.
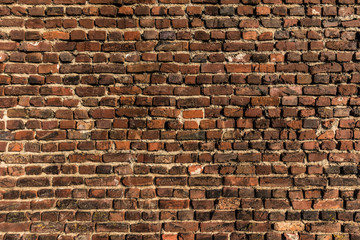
0, 0, 359, 240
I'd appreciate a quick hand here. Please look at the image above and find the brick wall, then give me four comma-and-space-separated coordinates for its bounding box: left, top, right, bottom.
0, 0, 358, 239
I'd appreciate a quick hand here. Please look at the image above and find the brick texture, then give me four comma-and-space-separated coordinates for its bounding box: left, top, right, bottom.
0, 0, 359, 240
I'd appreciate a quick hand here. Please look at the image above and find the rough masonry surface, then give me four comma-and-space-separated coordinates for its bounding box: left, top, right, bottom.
0, 0, 358, 240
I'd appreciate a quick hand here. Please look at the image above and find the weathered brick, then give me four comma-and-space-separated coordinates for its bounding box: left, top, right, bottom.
0, 1, 356, 238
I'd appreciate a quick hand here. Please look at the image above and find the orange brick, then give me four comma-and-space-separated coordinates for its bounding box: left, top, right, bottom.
118, 6, 133, 15
256, 6, 270, 15
42, 31, 69, 40
124, 31, 141, 41
243, 31, 257, 40
186, 6, 202, 15
184, 121, 198, 129
114, 141, 131, 150
183, 110, 203, 119
148, 142, 164, 151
